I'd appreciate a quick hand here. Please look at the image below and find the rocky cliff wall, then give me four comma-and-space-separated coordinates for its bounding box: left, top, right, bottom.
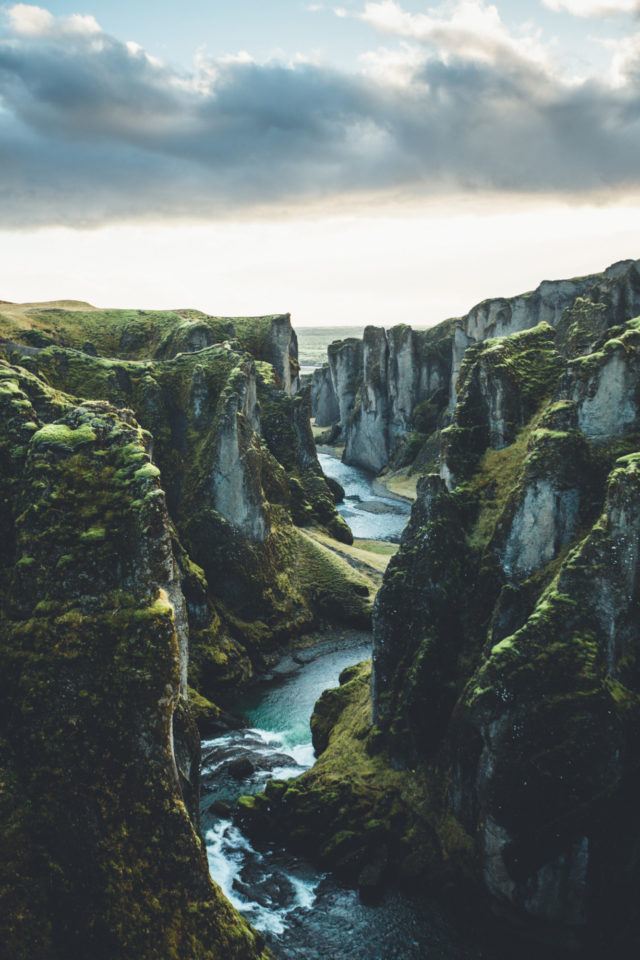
0, 303, 300, 395
255, 286, 640, 955
1, 322, 366, 695
312, 259, 640, 476
311, 363, 339, 427
0, 362, 267, 960
369, 309, 640, 949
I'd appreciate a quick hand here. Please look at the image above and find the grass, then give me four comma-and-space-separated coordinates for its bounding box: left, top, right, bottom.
302, 527, 394, 580
465, 420, 535, 551
353, 539, 399, 558
377, 470, 419, 501
295, 529, 375, 625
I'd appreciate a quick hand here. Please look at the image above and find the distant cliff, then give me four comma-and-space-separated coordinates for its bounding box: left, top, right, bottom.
312, 259, 640, 476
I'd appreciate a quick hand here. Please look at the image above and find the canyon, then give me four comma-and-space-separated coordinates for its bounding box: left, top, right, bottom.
2, 257, 640, 959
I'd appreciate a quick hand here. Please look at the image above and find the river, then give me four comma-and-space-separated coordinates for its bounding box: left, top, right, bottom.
201, 454, 487, 959
317, 450, 411, 542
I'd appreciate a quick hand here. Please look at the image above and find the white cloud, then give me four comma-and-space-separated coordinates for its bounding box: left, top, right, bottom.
359, 42, 427, 85
543, 0, 640, 16
359, 1, 551, 71
5, 4, 101, 38
599, 30, 640, 83
6, 4, 54, 36
65, 13, 101, 35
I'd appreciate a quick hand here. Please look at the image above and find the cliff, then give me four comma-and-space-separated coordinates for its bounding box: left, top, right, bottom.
0, 305, 372, 959
0, 301, 300, 395
312, 259, 640, 477
246, 264, 640, 955
1, 316, 365, 696
0, 362, 267, 960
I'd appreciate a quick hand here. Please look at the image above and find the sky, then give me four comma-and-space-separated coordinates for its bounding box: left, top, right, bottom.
0, 0, 639, 325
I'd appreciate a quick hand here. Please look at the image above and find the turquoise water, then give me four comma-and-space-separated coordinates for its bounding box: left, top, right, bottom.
200, 457, 486, 957
201, 635, 488, 957
202, 635, 372, 937
234, 639, 372, 748
318, 451, 411, 542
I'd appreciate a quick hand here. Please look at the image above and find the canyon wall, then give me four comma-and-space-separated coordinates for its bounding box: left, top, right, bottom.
250, 260, 640, 955
0, 310, 362, 696
0, 305, 369, 959
0, 362, 268, 960
313, 259, 640, 475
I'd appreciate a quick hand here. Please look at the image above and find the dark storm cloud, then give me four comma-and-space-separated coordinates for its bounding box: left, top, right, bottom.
1, 7, 640, 227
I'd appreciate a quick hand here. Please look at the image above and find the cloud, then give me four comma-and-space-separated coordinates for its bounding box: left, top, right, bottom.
6, 3, 100, 36
359, 1, 551, 71
543, 0, 640, 16
6, 3, 53, 35
1, 2, 640, 228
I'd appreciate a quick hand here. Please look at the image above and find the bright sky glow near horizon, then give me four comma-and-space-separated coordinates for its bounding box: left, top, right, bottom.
0, 1, 639, 325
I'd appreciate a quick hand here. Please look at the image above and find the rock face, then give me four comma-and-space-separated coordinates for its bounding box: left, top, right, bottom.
0, 302, 300, 395
262, 268, 640, 955
312, 259, 640, 475
0, 363, 267, 960
311, 364, 339, 427
311, 322, 453, 472
369, 308, 640, 949
446, 258, 640, 414
0, 308, 371, 958
1, 324, 365, 692
327, 336, 363, 437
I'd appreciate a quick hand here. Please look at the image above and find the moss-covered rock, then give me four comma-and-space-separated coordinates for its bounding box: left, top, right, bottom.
311, 259, 640, 480
439, 323, 564, 488
272, 308, 640, 953
0, 302, 300, 393
0, 377, 267, 960
2, 333, 356, 695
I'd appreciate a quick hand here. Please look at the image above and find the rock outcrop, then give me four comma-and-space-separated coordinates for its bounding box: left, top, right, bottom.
1, 317, 367, 693
0, 306, 373, 958
311, 363, 339, 427
0, 302, 300, 395
312, 259, 640, 477
0, 363, 267, 960
257, 265, 640, 955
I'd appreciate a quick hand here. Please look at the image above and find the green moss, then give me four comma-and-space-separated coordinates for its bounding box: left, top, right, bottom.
0, 393, 268, 960
240, 662, 469, 890
32, 421, 97, 449
294, 529, 373, 628
80, 526, 107, 542
134, 462, 161, 481
463, 420, 536, 552
443, 323, 563, 485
